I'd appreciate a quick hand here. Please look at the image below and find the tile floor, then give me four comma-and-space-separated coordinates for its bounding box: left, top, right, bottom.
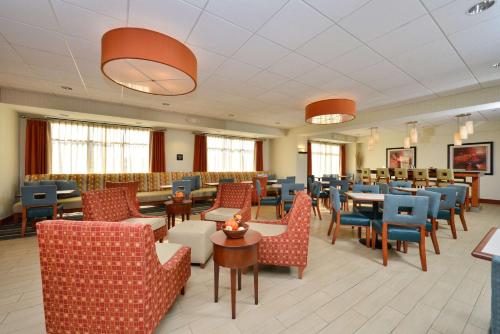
0, 203, 494, 334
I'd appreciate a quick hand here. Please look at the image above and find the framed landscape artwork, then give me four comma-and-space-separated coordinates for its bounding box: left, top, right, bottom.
386, 147, 417, 169
447, 142, 493, 175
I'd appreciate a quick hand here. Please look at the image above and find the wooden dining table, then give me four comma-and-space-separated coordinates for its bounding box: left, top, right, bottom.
390, 186, 422, 195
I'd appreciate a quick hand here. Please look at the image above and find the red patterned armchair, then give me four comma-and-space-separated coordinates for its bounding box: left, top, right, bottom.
247, 191, 312, 279
201, 183, 252, 229
82, 187, 167, 242
37, 220, 191, 334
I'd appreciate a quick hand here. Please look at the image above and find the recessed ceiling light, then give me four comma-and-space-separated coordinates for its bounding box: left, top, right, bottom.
186, 117, 199, 124
162, 102, 170, 106
492, 62, 500, 68
60, 85, 73, 91
467, 0, 495, 15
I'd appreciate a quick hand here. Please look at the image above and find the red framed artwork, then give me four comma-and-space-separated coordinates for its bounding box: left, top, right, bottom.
386, 147, 417, 169
447, 142, 493, 175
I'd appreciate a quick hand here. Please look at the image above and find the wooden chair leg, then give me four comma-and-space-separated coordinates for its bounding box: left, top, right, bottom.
317, 205, 322, 220
382, 224, 388, 266
181, 286, 185, 295
357, 227, 361, 238
21, 208, 27, 238
459, 211, 468, 231
403, 241, 408, 253
332, 218, 341, 245
255, 202, 261, 219
365, 226, 370, 247
327, 217, 334, 236
430, 218, 440, 254
396, 240, 401, 252
449, 210, 457, 239
298, 266, 305, 279
312, 206, 317, 217
419, 227, 427, 271
371, 230, 377, 250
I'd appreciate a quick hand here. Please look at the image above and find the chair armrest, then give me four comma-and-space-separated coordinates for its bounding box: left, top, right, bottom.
251, 219, 286, 226
200, 203, 221, 220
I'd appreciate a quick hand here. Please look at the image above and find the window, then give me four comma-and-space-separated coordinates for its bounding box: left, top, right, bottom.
207, 135, 255, 172
311, 142, 340, 177
50, 120, 150, 174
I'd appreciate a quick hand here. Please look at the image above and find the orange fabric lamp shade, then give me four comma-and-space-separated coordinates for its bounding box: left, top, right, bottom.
305, 99, 356, 124
101, 27, 197, 96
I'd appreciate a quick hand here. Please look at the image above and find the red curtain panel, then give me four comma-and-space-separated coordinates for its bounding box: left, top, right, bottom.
341, 144, 346, 175
193, 134, 207, 172
25, 119, 48, 175
255, 140, 263, 171
151, 131, 166, 172
307, 141, 312, 176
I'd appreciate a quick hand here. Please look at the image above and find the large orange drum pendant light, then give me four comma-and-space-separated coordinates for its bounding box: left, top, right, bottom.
305, 98, 356, 124
101, 28, 197, 96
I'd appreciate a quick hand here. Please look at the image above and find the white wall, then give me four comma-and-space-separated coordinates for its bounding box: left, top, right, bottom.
269, 134, 300, 178
165, 129, 195, 172
357, 120, 500, 200
0, 106, 19, 219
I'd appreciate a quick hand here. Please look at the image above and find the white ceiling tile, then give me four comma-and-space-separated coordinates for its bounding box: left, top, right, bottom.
338, 0, 426, 42
421, 0, 456, 11
52, 0, 124, 42
206, 0, 287, 32
0, 0, 59, 30
272, 80, 318, 97
428, 72, 480, 94
382, 82, 435, 100
303, 0, 371, 22
369, 15, 444, 58
187, 45, 227, 75
295, 65, 341, 88
214, 59, 261, 81
0, 60, 35, 77
232, 35, 289, 69
256, 90, 294, 107
73, 58, 103, 79
246, 71, 289, 90
31, 65, 83, 86
183, 0, 208, 8
296, 25, 361, 64
258, 0, 332, 50
430, 0, 500, 35
0, 44, 23, 63
325, 45, 384, 74
128, 0, 201, 41
349, 60, 416, 90
66, 36, 100, 63
62, 0, 128, 21
13, 44, 76, 72
0, 18, 69, 56
267, 52, 317, 79
187, 12, 252, 56
320, 74, 362, 92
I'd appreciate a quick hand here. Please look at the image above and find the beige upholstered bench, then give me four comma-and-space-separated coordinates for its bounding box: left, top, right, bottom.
168, 220, 216, 268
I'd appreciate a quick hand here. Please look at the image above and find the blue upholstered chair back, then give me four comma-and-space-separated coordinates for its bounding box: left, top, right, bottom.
311, 181, 321, 197
389, 180, 413, 195
330, 179, 349, 193
416, 189, 441, 219
255, 180, 262, 198
282, 183, 304, 202
268, 174, 277, 181
448, 184, 467, 205
307, 175, 315, 191
286, 176, 296, 182
173, 180, 192, 197
383, 194, 428, 226
219, 178, 234, 184
21, 185, 57, 207
182, 175, 200, 190
353, 184, 379, 193
427, 187, 457, 210
379, 183, 389, 194
492, 256, 500, 333
277, 178, 294, 184
345, 173, 353, 180
330, 188, 341, 213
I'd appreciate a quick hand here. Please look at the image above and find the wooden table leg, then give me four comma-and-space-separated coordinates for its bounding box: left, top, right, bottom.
172, 215, 176, 228
238, 269, 241, 291
253, 264, 258, 305
214, 263, 219, 303
230, 268, 236, 319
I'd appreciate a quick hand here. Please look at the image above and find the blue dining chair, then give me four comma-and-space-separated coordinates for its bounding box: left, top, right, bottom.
310, 181, 323, 220
281, 183, 304, 214
389, 180, 413, 195
307, 175, 315, 194
254, 180, 281, 219
378, 183, 389, 194
416, 189, 442, 254
427, 187, 458, 239
328, 188, 371, 246
352, 184, 380, 219
21, 185, 63, 237
448, 184, 468, 232
330, 179, 349, 211
277, 178, 294, 184
286, 176, 296, 182
172, 180, 192, 198
371, 194, 429, 271
219, 178, 234, 184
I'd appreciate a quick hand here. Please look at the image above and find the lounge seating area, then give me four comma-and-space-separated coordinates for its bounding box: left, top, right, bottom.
1, 1, 500, 333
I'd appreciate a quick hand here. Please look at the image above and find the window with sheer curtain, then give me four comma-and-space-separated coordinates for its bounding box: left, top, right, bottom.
50, 121, 150, 174
206, 135, 255, 172
311, 142, 340, 177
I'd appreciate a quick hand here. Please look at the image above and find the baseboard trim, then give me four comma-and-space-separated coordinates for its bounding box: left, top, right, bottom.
480, 198, 500, 205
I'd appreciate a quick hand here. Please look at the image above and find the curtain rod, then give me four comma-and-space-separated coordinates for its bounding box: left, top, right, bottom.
21, 115, 161, 131
200, 133, 262, 141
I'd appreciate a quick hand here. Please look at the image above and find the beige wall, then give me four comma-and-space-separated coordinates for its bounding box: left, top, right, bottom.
165, 129, 195, 172
0, 106, 19, 219
357, 120, 500, 200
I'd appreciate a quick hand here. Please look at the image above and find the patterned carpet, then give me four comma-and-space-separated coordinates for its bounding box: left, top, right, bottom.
0, 201, 213, 240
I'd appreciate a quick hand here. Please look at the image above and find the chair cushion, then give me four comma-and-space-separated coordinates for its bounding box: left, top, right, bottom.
122, 217, 166, 230
437, 209, 451, 220
372, 220, 421, 242
248, 222, 287, 237
155, 243, 183, 265
168, 220, 216, 264
340, 213, 370, 227
136, 190, 172, 203
204, 208, 240, 221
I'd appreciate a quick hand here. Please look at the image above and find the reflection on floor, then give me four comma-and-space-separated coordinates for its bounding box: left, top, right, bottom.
0, 203, 494, 334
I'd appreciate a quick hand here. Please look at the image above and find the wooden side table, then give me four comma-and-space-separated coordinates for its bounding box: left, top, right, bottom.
210, 230, 262, 319
165, 200, 192, 229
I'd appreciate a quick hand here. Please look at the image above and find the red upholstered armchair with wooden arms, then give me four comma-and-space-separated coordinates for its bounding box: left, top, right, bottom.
37, 220, 190, 334
248, 191, 312, 279
82, 187, 167, 242
200, 183, 252, 229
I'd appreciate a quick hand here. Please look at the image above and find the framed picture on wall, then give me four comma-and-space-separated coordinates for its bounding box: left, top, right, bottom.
386, 147, 417, 169
447, 142, 493, 175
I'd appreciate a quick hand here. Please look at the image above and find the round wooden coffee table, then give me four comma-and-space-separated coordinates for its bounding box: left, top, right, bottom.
165, 200, 192, 229
210, 229, 262, 319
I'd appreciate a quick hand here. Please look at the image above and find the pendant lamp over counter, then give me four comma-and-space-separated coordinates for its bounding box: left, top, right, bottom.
305, 99, 356, 124
101, 28, 197, 96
